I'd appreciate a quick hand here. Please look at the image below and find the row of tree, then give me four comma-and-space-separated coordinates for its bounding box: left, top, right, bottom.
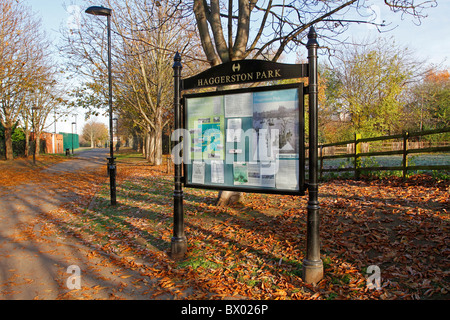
62, 0, 441, 170
0, 0, 71, 160
61, 0, 207, 165
2, 0, 444, 164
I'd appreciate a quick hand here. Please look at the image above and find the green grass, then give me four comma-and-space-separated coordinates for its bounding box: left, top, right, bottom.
323, 154, 449, 168
321, 153, 450, 179
178, 255, 222, 270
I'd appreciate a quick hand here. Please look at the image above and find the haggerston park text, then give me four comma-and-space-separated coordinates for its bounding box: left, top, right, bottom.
196, 69, 282, 87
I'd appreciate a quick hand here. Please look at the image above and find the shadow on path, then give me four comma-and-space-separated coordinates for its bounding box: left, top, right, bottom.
0, 148, 153, 299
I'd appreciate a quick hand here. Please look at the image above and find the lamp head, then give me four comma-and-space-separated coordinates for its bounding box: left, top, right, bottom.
85, 6, 112, 16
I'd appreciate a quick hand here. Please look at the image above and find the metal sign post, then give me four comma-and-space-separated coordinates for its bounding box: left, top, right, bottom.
171, 52, 187, 259
302, 26, 324, 284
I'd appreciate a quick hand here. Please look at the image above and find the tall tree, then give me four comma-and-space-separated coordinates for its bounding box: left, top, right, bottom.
406, 68, 450, 131
0, 0, 52, 159
323, 38, 419, 137
82, 119, 108, 147
189, 0, 436, 205
191, 0, 437, 66
60, 0, 203, 165
421, 69, 450, 128
24, 81, 66, 155
114, 0, 193, 165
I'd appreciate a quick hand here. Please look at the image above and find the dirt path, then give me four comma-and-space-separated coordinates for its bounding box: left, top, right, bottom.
0, 149, 162, 300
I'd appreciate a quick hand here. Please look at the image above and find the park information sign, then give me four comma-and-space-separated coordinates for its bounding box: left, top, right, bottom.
171, 26, 323, 285
184, 83, 305, 195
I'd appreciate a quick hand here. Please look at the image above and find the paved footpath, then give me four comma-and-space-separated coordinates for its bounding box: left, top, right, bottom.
0, 149, 159, 299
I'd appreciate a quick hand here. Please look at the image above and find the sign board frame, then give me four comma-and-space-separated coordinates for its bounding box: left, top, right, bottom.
171, 27, 323, 284
182, 83, 305, 195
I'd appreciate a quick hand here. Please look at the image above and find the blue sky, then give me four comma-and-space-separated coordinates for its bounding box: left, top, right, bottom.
21, 0, 449, 132
24, 0, 449, 66
343, 1, 450, 67
22, 1, 104, 134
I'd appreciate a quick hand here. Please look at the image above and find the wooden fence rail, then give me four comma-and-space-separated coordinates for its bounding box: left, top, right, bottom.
316, 127, 450, 179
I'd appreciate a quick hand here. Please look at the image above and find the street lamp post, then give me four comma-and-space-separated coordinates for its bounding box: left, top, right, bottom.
31, 106, 38, 165
73, 113, 78, 136
71, 122, 76, 154
85, 5, 116, 205
53, 108, 57, 154
113, 117, 118, 151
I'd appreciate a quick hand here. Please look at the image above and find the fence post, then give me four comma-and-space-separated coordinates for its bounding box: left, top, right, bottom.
402, 131, 409, 179
355, 133, 361, 179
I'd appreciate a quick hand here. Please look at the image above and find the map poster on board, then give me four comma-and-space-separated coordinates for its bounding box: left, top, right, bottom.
186, 96, 225, 161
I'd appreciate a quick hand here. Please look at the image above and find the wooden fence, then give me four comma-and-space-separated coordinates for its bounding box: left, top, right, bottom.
316, 127, 450, 179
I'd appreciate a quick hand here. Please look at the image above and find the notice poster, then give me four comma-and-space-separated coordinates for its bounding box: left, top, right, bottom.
275, 154, 299, 190
226, 118, 242, 142
224, 92, 253, 117
247, 162, 261, 186
192, 162, 205, 184
253, 89, 299, 155
233, 162, 248, 185
211, 160, 224, 184
260, 162, 276, 188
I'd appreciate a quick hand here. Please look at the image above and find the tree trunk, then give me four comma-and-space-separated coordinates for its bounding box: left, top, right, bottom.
154, 129, 163, 165
216, 190, 244, 207
132, 132, 138, 151
4, 126, 13, 160
90, 133, 94, 148
138, 135, 143, 153
148, 131, 156, 165
154, 118, 163, 165
144, 132, 150, 160
35, 134, 41, 156
24, 129, 29, 157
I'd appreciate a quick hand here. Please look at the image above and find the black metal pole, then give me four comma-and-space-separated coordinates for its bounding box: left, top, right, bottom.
71, 123, 74, 155
32, 107, 36, 165
106, 14, 117, 205
171, 52, 187, 259
303, 26, 323, 284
